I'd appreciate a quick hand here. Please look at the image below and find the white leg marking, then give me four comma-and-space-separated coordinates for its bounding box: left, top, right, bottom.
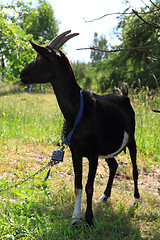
134, 197, 140, 204
99, 194, 107, 202
70, 189, 82, 225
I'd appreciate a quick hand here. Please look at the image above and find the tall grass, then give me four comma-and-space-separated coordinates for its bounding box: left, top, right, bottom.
0, 93, 63, 145
0, 88, 159, 239
131, 89, 160, 165
0, 89, 159, 164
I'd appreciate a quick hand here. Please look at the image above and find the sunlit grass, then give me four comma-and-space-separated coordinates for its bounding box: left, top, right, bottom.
131, 89, 160, 165
0, 93, 63, 145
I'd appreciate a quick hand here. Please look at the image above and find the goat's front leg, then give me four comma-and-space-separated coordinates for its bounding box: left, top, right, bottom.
85, 156, 98, 226
70, 149, 83, 225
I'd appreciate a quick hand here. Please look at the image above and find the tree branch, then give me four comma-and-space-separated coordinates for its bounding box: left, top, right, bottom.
77, 44, 160, 53
149, 0, 160, 11
85, 9, 159, 23
132, 9, 160, 29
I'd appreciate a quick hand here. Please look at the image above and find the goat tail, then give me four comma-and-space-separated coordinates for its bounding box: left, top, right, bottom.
120, 82, 128, 96
115, 82, 128, 96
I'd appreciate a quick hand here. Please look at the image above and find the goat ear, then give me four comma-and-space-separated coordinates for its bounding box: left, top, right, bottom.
29, 40, 51, 57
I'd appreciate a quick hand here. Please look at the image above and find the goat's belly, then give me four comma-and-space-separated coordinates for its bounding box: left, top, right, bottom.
99, 131, 129, 159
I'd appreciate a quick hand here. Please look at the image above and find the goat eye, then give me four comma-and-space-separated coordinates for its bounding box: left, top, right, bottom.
36, 55, 42, 61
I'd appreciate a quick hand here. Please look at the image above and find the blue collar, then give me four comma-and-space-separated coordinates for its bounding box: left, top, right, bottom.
64, 92, 84, 146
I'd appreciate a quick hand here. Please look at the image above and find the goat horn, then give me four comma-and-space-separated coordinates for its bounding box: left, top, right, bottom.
48, 30, 71, 49
54, 33, 79, 50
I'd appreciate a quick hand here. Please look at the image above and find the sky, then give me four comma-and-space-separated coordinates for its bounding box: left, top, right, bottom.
3, 0, 151, 62
49, 0, 151, 62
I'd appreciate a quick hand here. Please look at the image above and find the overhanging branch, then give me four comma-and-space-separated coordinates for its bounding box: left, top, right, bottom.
132, 9, 160, 29
77, 44, 160, 53
85, 9, 159, 23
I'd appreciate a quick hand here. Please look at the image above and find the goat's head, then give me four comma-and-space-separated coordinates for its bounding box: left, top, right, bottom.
20, 30, 79, 84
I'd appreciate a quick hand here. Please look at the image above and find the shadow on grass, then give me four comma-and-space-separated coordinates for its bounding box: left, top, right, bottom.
93, 202, 142, 240
45, 199, 160, 240
1, 186, 159, 240
39, 201, 141, 240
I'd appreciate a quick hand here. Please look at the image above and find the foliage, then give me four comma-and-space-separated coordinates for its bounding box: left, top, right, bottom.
72, 61, 90, 84
0, 15, 36, 82
0, 0, 58, 83
82, 1, 160, 90
90, 32, 108, 63
1, 0, 160, 90
115, 0, 160, 88
13, 0, 59, 43
73, 58, 122, 93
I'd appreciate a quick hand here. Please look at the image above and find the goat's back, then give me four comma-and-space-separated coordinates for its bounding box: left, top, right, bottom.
92, 93, 135, 118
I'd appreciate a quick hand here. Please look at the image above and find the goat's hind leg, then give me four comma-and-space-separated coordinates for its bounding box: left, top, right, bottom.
128, 138, 140, 204
100, 157, 118, 202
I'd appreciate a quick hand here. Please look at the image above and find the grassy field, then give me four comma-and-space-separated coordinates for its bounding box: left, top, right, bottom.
0, 87, 160, 239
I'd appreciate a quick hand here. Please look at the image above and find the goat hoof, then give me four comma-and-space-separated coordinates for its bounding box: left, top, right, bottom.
134, 197, 140, 205
70, 218, 80, 226
99, 194, 108, 202
85, 213, 93, 227
85, 218, 93, 227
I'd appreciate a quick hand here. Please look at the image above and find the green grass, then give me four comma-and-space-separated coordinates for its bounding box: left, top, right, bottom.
0, 88, 160, 239
132, 90, 160, 160
0, 93, 63, 144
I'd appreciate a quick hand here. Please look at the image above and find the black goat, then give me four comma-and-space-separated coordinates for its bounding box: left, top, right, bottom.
20, 30, 140, 226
